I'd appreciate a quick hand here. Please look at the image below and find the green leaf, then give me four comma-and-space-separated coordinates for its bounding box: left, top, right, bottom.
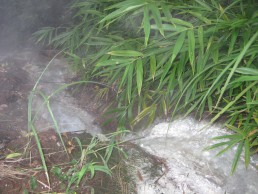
100, 4, 145, 24
132, 104, 156, 125
30, 176, 38, 190
77, 164, 88, 185
149, 4, 164, 36
208, 96, 213, 112
5, 152, 22, 159
244, 139, 250, 169
189, 11, 211, 24
235, 67, 258, 76
231, 140, 244, 174
119, 64, 131, 89
23, 189, 29, 194
205, 141, 232, 150
136, 59, 143, 95
188, 29, 196, 73
151, 24, 187, 32
195, 0, 212, 11
127, 63, 134, 103
228, 29, 239, 55
198, 26, 204, 54
212, 134, 242, 140
51, 166, 62, 177
143, 5, 151, 46
159, 61, 173, 88
73, 137, 83, 153
89, 164, 95, 178
94, 165, 111, 176
107, 50, 143, 57
170, 18, 193, 28
171, 31, 186, 63
105, 140, 115, 162
150, 55, 156, 80
231, 76, 258, 83
215, 140, 240, 157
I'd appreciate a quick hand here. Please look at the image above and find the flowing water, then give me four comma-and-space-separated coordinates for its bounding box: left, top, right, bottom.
127, 117, 258, 194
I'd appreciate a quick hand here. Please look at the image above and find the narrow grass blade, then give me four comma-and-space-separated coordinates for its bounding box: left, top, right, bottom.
228, 29, 239, 55
150, 55, 156, 80
136, 59, 143, 95
127, 63, 134, 103
231, 140, 244, 174
31, 124, 50, 187
244, 139, 250, 169
143, 5, 150, 46
188, 29, 196, 74
107, 50, 143, 57
198, 26, 204, 54
38, 92, 68, 155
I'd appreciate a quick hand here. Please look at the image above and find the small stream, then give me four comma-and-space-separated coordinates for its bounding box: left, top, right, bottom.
128, 118, 258, 194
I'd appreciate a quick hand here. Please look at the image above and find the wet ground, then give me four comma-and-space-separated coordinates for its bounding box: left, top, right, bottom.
0, 50, 133, 193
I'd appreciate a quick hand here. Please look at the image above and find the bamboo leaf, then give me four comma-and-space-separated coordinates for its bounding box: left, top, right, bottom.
195, 0, 212, 11
205, 141, 232, 150
132, 104, 156, 125
119, 64, 131, 89
136, 59, 143, 95
244, 139, 250, 169
107, 50, 143, 57
231, 140, 244, 174
149, 4, 164, 36
171, 31, 186, 63
198, 26, 204, 54
150, 55, 156, 80
188, 29, 196, 73
212, 134, 242, 140
215, 140, 240, 157
127, 63, 134, 103
159, 61, 173, 88
151, 24, 187, 32
100, 4, 145, 24
143, 5, 151, 46
170, 18, 193, 28
189, 11, 211, 24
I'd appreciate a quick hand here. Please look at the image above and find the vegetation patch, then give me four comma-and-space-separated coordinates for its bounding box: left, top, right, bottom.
35, 0, 258, 173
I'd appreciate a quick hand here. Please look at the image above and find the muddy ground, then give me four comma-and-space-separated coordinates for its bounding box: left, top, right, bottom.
0, 51, 135, 193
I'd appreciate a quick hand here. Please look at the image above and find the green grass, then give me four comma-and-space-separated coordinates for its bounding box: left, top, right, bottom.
27, 51, 128, 191
34, 0, 258, 173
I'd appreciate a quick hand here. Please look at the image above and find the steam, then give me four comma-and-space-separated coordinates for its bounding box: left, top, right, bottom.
0, 0, 71, 51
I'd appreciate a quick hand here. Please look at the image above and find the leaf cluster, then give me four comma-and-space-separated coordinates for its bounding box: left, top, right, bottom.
34, 0, 258, 173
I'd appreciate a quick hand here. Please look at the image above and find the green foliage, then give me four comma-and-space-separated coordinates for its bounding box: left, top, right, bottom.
29, 176, 38, 190
27, 52, 126, 190
51, 133, 126, 193
34, 0, 258, 173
